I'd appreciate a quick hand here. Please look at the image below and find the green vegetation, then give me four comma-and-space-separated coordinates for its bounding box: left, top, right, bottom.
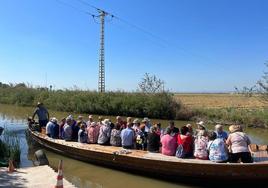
0, 128, 21, 167
0, 82, 185, 120
1, 82, 268, 128
175, 93, 268, 128
194, 108, 268, 128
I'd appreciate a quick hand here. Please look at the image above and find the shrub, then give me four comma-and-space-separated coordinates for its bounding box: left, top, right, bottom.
0, 83, 187, 120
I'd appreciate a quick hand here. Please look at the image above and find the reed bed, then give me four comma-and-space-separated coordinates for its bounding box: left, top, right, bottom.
0, 84, 184, 120
0, 127, 21, 167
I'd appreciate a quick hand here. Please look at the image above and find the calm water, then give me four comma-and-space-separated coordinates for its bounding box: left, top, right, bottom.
1, 104, 268, 188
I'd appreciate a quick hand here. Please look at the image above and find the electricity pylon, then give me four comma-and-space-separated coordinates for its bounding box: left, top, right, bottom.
98, 10, 107, 93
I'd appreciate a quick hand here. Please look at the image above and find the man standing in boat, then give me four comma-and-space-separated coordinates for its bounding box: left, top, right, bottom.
32, 102, 49, 127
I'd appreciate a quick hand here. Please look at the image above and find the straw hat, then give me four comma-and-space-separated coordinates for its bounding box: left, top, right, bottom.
229, 125, 242, 133
133, 118, 140, 124
197, 121, 206, 129
143, 117, 150, 122
102, 119, 111, 125
141, 119, 147, 123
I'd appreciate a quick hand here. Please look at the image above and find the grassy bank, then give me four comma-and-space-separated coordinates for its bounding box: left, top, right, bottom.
1, 83, 268, 127
193, 108, 268, 128
174, 93, 268, 128
0, 83, 185, 120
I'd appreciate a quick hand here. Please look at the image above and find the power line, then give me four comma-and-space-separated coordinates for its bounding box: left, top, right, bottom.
72, 0, 196, 54
55, 0, 96, 17
55, 0, 216, 79
73, 0, 167, 44
56, 0, 215, 63
75, 0, 100, 12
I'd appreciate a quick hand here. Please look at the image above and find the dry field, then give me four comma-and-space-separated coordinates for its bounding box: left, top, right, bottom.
174, 93, 267, 109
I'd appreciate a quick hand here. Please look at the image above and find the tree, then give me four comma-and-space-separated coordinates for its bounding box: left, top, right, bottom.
234, 85, 257, 97
138, 73, 165, 93
257, 62, 268, 101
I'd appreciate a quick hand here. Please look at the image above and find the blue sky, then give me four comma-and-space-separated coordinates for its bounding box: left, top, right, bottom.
0, 0, 267, 92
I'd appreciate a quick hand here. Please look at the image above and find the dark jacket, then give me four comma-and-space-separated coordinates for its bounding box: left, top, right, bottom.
147, 132, 160, 152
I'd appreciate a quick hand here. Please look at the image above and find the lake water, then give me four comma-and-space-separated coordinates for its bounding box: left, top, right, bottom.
1, 104, 268, 188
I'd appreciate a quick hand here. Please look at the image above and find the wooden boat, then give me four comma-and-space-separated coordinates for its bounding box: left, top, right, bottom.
27, 124, 268, 184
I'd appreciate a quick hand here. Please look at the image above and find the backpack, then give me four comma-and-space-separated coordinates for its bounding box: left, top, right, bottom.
176, 134, 185, 158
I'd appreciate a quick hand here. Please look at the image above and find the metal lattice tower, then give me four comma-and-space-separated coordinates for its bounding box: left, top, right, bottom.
98, 10, 107, 93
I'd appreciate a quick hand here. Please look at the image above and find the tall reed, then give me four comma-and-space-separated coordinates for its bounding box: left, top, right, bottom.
0, 83, 185, 120
0, 127, 21, 167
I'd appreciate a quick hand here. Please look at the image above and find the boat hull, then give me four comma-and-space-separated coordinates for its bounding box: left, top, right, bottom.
28, 128, 268, 183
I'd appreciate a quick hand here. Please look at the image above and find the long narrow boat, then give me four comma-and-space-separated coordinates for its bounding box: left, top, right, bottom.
27, 124, 268, 184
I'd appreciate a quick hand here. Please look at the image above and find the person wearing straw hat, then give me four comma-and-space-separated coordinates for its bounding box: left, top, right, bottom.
98, 119, 112, 145
226, 125, 252, 163
132, 118, 140, 132
142, 117, 152, 133
195, 121, 206, 136
32, 102, 49, 128
194, 130, 209, 160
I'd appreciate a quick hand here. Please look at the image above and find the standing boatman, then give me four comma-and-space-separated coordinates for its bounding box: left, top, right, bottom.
32, 102, 49, 127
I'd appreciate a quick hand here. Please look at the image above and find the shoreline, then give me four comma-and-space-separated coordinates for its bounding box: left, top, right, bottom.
0, 165, 76, 187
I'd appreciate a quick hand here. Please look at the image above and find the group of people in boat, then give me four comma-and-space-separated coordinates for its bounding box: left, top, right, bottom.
31, 103, 253, 164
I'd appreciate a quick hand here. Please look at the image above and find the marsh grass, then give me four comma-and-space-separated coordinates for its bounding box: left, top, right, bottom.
194, 107, 268, 128
1, 83, 268, 127
0, 84, 183, 120
0, 127, 21, 167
